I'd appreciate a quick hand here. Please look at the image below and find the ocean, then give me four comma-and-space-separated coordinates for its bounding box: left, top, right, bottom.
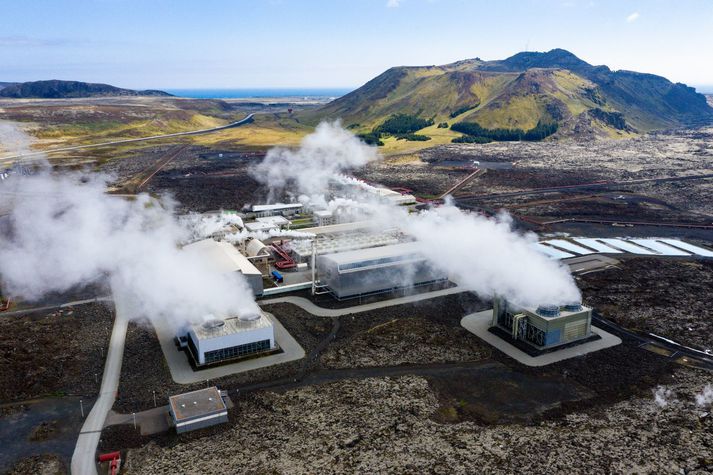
163, 88, 353, 99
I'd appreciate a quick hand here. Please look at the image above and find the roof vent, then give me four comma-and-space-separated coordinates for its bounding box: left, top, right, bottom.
238, 312, 260, 322
536, 304, 560, 317
562, 302, 583, 312
202, 319, 225, 330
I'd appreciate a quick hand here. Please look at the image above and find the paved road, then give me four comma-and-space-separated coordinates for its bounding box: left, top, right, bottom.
71, 288, 130, 475
260, 285, 467, 317
0, 113, 254, 163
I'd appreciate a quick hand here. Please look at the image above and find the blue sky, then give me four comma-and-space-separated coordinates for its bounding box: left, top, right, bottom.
1, 0, 711, 90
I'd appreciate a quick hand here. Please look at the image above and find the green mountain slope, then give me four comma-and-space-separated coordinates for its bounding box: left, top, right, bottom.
306, 49, 713, 138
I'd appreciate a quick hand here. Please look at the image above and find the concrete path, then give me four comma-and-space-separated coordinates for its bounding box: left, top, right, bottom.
154, 312, 305, 384
260, 285, 468, 317
460, 310, 622, 367
71, 290, 131, 475
105, 406, 171, 436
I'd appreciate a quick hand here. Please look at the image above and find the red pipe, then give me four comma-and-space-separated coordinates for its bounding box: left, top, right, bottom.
271, 242, 296, 270
98, 452, 121, 462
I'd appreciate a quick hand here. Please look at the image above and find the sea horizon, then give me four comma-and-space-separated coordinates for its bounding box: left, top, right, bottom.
163, 87, 353, 99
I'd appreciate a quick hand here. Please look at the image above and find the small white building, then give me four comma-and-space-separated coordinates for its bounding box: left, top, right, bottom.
313, 210, 336, 227
183, 239, 263, 296
186, 313, 276, 366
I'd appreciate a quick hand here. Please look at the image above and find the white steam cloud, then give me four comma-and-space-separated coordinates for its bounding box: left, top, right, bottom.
250, 121, 379, 202
398, 204, 580, 305
653, 386, 675, 408
255, 122, 581, 306
696, 384, 713, 407
0, 164, 258, 327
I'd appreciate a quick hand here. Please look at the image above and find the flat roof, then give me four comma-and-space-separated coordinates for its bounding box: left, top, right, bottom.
169, 387, 226, 421
252, 203, 302, 212
183, 239, 261, 276
192, 313, 273, 340
245, 221, 277, 232
511, 303, 592, 319
256, 215, 290, 225
320, 241, 424, 266
298, 221, 374, 235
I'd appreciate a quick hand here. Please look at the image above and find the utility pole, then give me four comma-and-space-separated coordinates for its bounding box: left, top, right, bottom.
310, 240, 317, 296
80, 399, 84, 418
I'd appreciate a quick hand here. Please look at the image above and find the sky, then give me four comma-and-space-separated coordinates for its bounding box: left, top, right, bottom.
1, 0, 712, 91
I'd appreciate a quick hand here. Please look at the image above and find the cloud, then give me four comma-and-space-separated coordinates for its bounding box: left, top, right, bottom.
626, 11, 640, 23
386, 0, 403, 7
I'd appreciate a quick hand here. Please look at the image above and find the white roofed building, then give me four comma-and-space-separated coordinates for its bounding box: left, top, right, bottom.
183, 239, 263, 296
251, 203, 303, 217
185, 313, 276, 366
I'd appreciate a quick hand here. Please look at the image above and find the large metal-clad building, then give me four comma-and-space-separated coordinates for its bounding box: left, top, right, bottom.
317, 242, 448, 300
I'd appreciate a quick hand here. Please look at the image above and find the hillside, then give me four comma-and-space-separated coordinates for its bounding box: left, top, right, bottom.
0, 80, 172, 98
306, 49, 713, 140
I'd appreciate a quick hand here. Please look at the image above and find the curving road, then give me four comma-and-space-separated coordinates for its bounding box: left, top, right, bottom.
0, 113, 254, 163
259, 285, 466, 317
71, 288, 131, 475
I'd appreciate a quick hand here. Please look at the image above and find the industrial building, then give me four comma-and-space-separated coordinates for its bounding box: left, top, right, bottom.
317, 242, 448, 299
370, 187, 417, 206
491, 299, 593, 350
251, 203, 303, 217
183, 239, 263, 296
242, 238, 271, 276
184, 313, 276, 366
169, 387, 228, 433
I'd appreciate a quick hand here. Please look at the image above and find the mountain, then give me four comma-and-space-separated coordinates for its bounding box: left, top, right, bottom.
0, 82, 18, 90
307, 49, 713, 138
0, 80, 172, 98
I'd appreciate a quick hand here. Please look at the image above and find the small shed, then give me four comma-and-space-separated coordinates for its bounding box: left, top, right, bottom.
169, 387, 228, 433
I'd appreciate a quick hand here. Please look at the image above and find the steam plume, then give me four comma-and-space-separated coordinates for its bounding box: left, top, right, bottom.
250, 121, 379, 202
0, 127, 258, 327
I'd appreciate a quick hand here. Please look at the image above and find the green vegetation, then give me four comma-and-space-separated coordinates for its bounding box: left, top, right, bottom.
357, 114, 435, 146
395, 133, 431, 141
451, 135, 492, 144
437, 122, 449, 128
374, 113, 434, 135
451, 120, 558, 142
357, 132, 384, 146
449, 104, 477, 118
